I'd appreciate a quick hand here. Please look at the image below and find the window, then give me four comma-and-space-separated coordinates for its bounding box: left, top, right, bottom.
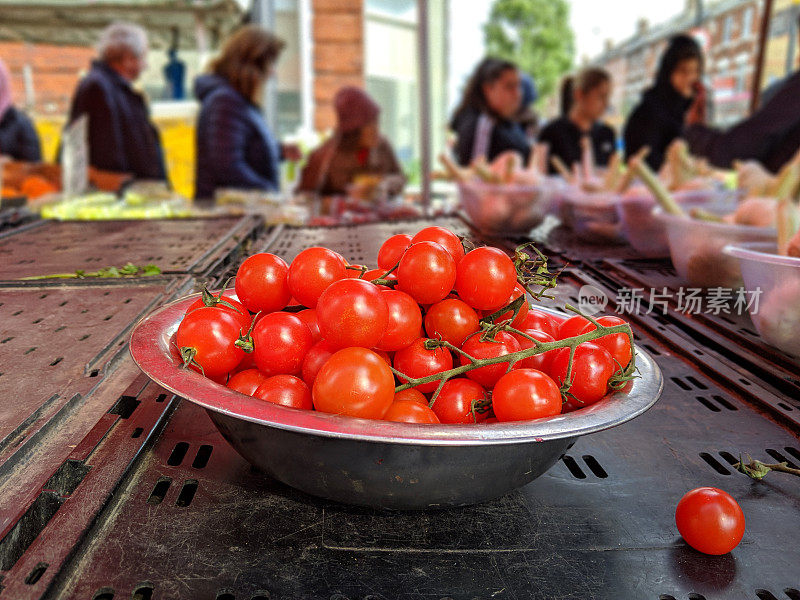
723, 14, 734, 43
742, 7, 753, 39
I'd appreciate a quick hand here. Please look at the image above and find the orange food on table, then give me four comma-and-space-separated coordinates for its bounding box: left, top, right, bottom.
20, 175, 59, 199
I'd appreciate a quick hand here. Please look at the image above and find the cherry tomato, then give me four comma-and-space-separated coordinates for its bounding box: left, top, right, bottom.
411, 226, 465, 264
675, 487, 745, 555
393, 337, 454, 394
550, 343, 615, 407
296, 308, 322, 344
234, 253, 291, 314
287, 247, 347, 308
377, 234, 412, 270
431, 378, 489, 424
492, 369, 562, 422
316, 279, 389, 349
579, 316, 633, 368
227, 368, 268, 396
313, 348, 395, 419
254, 375, 313, 410
397, 241, 457, 305
424, 298, 479, 347
176, 307, 246, 377
460, 331, 521, 388
393, 388, 428, 405
251, 312, 313, 376
558, 315, 592, 340
383, 399, 441, 424
377, 289, 422, 351
301, 340, 338, 386
455, 247, 517, 310
186, 294, 251, 332
518, 309, 559, 338
510, 328, 557, 373
490, 283, 530, 327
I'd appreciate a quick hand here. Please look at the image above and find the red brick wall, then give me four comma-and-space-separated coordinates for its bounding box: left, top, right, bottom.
0, 41, 93, 115
312, 0, 364, 132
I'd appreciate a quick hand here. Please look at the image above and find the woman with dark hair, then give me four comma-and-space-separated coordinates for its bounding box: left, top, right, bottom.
538, 67, 616, 174
0, 58, 41, 162
194, 25, 299, 200
449, 57, 530, 166
623, 34, 703, 170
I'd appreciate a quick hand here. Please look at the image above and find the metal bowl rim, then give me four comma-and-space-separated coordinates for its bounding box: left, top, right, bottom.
130, 293, 663, 446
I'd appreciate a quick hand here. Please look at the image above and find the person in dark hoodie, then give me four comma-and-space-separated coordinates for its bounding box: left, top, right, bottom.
0, 58, 41, 162
194, 25, 299, 200
683, 69, 800, 173
538, 67, 616, 174
449, 58, 530, 166
66, 22, 165, 180
623, 34, 703, 171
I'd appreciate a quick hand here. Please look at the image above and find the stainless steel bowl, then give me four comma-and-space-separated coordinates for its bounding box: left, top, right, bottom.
130, 295, 663, 509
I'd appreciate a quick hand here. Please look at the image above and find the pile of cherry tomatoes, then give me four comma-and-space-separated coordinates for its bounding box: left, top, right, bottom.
175, 226, 633, 424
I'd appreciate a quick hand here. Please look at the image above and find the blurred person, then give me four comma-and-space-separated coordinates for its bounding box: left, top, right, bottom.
449, 58, 530, 166
514, 73, 539, 141
296, 86, 405, 197
559, 75, 575, 118
623, 34, 704, 171
0, 58, 41, 162
684, 69, 800, 173
66, 22, 165, 180
194, 25, 301, 200
538, 67, 615, 174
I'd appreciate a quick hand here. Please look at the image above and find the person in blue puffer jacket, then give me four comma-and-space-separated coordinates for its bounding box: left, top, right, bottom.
194, 25, 299, 201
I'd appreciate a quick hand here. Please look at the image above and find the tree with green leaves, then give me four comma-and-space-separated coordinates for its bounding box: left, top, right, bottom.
484, 0, 575, 103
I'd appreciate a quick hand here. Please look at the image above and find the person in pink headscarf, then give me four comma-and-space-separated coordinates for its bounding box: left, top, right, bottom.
296, 86, 405, 197
0, 58, 41, 162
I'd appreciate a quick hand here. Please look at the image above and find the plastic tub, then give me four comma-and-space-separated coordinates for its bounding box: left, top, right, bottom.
655, 208, 776, 288
458, 178, 561, 234
559, 189, 624, 243
617, 189, 733, 258
724, 242, 800, 358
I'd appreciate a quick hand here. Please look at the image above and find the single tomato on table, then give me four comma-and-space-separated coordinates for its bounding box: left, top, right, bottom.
675, 487, 745, 555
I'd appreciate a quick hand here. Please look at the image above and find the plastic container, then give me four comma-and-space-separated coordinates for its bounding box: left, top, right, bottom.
655, 208, 776, 288
458, 178, 561, 234
559, 189, 624, 243
617, 189, 732, 258
724, 242, 800, 358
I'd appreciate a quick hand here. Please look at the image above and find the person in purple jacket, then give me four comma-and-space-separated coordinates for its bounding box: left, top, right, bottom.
194, 25, 300, 201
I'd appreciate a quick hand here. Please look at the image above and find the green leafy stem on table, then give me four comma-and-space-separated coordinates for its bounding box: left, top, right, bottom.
20, 263, 162, 280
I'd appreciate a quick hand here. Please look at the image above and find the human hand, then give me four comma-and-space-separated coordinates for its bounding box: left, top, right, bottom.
685, 83, 707, 126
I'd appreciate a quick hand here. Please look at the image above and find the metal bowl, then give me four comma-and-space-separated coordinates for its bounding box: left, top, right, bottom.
130, 294, 663, 509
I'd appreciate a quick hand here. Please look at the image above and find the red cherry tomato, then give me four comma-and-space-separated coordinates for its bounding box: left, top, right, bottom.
377, 289, 422, 351
431, 378, 489, 424
460, 331, 521, 388
301, 339, 338, 387
296, 308, 322, 344
393, 337, 454, 394
558, 315, 592, 340
455, 247, 517, 310
550, 343, 616, 408
227, 368, 268, 396
397, 241, 457, 305
234, 253, 291, 314
287, 247, 347, 308
518, 309, 559, 338
510, 328, 557, 373
383, 399, 441, 424
312, 348, 395, 419
579, 316, 633, 368
675, 487, 745, 555
316, 279, 389, 349
377, 234, 412, 270
254, 375, 313, 410
176, 307, 246, 377
424, 298, 479, 347
492, 369, 562, 422
185, 294, 251, 332
393, 388, 428, 405
489, 283, 530, 327
411, 226, 465, 264
251, 312, 313, 376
